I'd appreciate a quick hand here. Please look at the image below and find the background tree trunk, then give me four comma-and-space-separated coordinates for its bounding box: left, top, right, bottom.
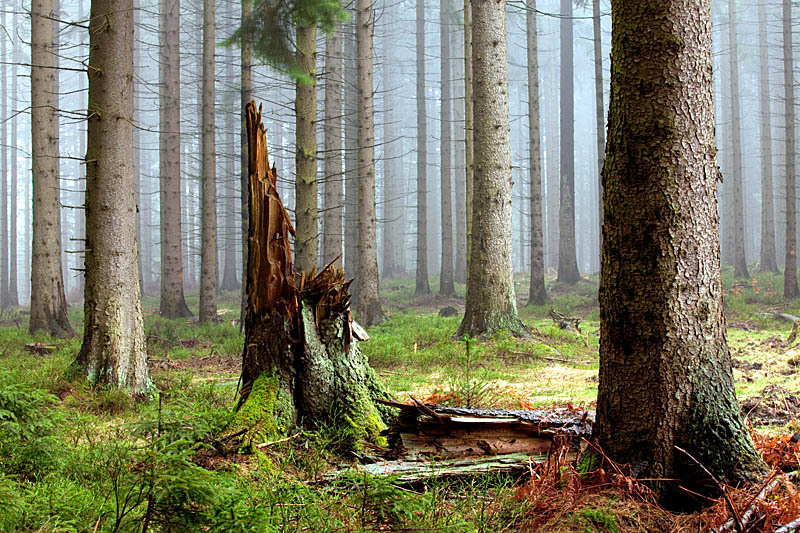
77, 0, 149, 392
595, 0, 766, 504
1, 8, 8, 308
439, 0, 455, 297
29, 0, 73, 337
221, 26, 240, 293
323, 23, 344, 268
344, 19, 359, 291
464, 0, 474, 291
593, 0, 604, 265
240, 0, 252, 326
9, 36, 18, 307
728, 0, 749, 279
759, 0, 778, 273
456, 0, 526, 339
415, 0, 431, 297
453, 18, 467, 285
784, 0, 798, 299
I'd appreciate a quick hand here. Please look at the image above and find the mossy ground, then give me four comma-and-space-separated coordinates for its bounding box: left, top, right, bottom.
3, 269, 800, 530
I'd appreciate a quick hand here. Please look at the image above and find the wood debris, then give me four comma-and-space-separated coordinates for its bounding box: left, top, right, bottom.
549, 308, 581, 332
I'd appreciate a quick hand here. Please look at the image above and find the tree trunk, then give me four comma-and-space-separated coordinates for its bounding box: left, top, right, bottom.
294, 24, 318, 274
557, 0, 580, 284
221, 25, 240, 293
30, 0, 73, 337
77, 0, 149, 392
759, 0, 778, 273
355, 0, 384, 326
240, 0, 252, 326
415, 0, 431, 298
595, 0, 766, 505
453, 19, 467, 285
235, 103, 390, 449
344, 18, 359, 290
199, 0, 218, 323
728, 0, 749, 279
158, 0, 193, 318
784, 0, 799, 299
439, 0, 455, 297
9, 36, 18, 307
455, 0, 526, 339
593, 0, 604, 268
1, 8, 8, 308
526, 0, 548, 306
323, 22, 344, 268
464, 0, 474, 289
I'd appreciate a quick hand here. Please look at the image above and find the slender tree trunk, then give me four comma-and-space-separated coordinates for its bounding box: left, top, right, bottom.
596, 0, 766, 504
464, 0, 474, 289
728, 0, 749, 279
158, 0, 192, 317
295, 24, 318, 274
439, 0, 455, 297
759, 0, 778, 273
1, 8, 8, 308
9, 37, 18, 307
593, 0, 604, 265
344, 19, 359, 289
30, 0, 73, 337
527, 0, 548, 306
355, 0, 384, 326
453, 19, 467, 285
785, 0, 799, 299
456, 0, 526, 339
323, 22, 344, 268
240, 0, 252, 326
557, 0, 580, 284
199, 0, 218, 322
77, 0, 149, 391
221, 29, 239, 292
415, 0, 431, 297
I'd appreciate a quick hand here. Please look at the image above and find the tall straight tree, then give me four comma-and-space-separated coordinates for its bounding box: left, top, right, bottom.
728, 0, 749, 279
453, 18, 467, 284
30, 0, 73, 336
1, 8, 8, 308
784, 0, 799, 299
464, 0, 473, 288
593, 0, 604, 261
456, 0, 526, 338
355, 0, 384, 325
199, 0, 218, 323
158, 0, 192, 318
240, 0, 252, 325
294, 22, 318, 273
323, 22, 344, 267
414, 0, 431, 297
595, 0, 766, 503
759, 0, 778, 273
9, 32, 19, 307
77, 0, 149, 391
526, 0, 547, 306
344, 19, 359, 286
439, 0, 455, 297
221, 7, 240, 293
557, 0, 579, 284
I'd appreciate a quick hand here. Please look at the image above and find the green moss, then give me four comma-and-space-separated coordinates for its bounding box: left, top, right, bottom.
228, 374, 284, 450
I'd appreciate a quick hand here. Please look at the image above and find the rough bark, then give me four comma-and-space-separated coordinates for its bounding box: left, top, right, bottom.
294, 24, 318, 274
526, 0, 548, 306
323, 22, 344, 268
557, 0, 580, 284
415, 0, 431, 297
728, 0, 749, 279
464, 0, 474, 289
199, 0, 218, 323
77, 0, 149, 392
344, 18, 359, 289
355, 0, 384, 326
29, 0, 73, 337
221, 25, 240, 293
240, 0, 252, 326
455, 0, 527, 339
785, 0, 799, 299
595, 0, 766, 504
439, 0, 455, 297
759, 0, 778, 273
593, 0, 604, 265
158, 0, 192, 318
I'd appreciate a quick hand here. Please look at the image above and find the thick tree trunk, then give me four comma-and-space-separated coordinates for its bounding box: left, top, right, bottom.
77, 0, 149, 392
595, 0, 766, 505
158, 0, 192, 318
323, 23, 344, 268
526, 0, 548, 306
239, 0, 252, 326
785, 0, 799, 299
294, 24, 318, 274
557, 0, 580, 284
439, 0, 455, 297
235, 104, 389, 449
199, 0, 218, 323
415, 0, 431, 297
729, 0, 749, 279
759, 0, 778, 273
455, 0, 526, 339
30, 0, 73, 337
355, 0, 385, 326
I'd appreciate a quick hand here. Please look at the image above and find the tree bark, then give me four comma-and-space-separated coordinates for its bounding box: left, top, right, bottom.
294, 24, 318, 274
221, 20, 240, 293
439, 0, 455, 297
323, 22, 344, 268
344, 18, 359, 290
240, 0, 252, 326
77, 0, 149, 392
593, 0, 604, 268
415, 0, 431, 297
355, 0, 384, 326
30, 0, 73, 337
199, 0, 218, 323
557, 0, 580, 284
453, 19, 467, 285
595, 0, 766, 504
784, 0, 799, 299
728, 0, 749, 279
526, 0, 548, 306
158, 0, 193, 318
455, 0, 526, 339
759, 0, 778, 273
464, 0, 474, 289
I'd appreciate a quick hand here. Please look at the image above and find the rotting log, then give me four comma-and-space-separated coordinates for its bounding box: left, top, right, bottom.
230, 103, 392, 450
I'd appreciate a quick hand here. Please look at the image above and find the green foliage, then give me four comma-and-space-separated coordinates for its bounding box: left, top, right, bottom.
577, 508, 620, 533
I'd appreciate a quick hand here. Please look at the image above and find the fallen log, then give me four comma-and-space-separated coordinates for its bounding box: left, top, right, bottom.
549, 308, 581, 332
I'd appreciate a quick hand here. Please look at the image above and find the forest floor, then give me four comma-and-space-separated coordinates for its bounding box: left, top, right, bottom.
4, 268, 800, 531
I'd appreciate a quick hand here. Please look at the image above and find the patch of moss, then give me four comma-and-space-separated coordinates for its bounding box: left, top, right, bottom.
228, 374, 284, 450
